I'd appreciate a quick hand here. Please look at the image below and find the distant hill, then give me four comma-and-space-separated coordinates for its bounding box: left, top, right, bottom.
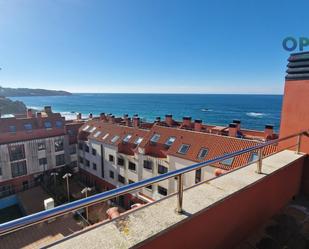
0, 86, 71, 97
0, 96, 27, 115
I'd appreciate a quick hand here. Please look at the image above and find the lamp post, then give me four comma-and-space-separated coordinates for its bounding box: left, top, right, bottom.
81, 187, 92, 222
62, 173, 72, 202
50, 172, 58, 189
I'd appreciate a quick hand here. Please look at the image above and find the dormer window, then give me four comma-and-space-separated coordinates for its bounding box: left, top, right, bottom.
165, 136, 176, 147
249, 152, 259, 163
82, 125, 90, 131
111, 135, 120, 143
123, 134, 132, 143
44, 121, 52, 129
24, 123, 32, 131
93, 131, 101, 138
178, 144, 190, 155
197, 148, 209, 159
134, 137, 143, 145
150, 134, 160, 144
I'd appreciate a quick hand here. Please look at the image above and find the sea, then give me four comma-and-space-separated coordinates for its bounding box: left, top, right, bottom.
9, 94, 283, 131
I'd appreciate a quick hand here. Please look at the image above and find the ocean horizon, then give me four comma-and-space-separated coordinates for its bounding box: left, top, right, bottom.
10, 93, 283, 131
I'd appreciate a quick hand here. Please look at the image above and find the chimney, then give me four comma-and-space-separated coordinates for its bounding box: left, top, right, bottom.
155, 117, 161, 123
280, 52, 309, 153
77, 113, 82, 120
89, 113, 93, 119
233, 119, 241, 130
133, 117, 140, 128
228, 123, 238, 137
182, 116, 192, 127
110, 115, 115, 124
44, 106, 52, 114
37, 112, 43, 127
165, 114, 173, 126
264, 124, 274, 139
100, 113, 107, 121
125, 117, 131, 126
27, 109, 34, 118
194, 119, 202, 132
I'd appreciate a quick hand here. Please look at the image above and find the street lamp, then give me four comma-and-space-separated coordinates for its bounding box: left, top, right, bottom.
81, 187, 92, 222
62, 173, 72, 202
50, 172, 58, 188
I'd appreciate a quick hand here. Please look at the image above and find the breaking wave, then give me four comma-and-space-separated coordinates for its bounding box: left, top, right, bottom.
246, 112, 267, 118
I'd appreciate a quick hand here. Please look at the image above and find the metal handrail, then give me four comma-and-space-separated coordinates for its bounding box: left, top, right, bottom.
0, 130, 307, 236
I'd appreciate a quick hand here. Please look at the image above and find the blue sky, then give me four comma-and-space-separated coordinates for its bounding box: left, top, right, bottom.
0, 0, 308, 94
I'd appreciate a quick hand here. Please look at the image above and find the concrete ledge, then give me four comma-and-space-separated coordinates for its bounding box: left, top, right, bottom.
46, 150, 305, 249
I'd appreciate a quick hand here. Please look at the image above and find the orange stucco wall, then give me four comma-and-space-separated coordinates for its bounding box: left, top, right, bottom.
279, 80, 309, 154
139, 157, 305, 249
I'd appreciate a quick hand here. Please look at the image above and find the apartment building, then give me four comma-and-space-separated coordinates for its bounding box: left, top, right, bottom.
77, 113, 277, 204
0, 106, 82, 197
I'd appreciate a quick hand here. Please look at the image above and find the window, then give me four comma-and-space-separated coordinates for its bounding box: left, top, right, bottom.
102, 133, 109, 140
93, 131, 101, 138
44, 121, 52, 129
82, 125, 90, 131
134, 137, 143, 145
0, 167, 2, 176
150, 134, 160, 144
67, 129, 75, 137
248, 152, 259, 163
11, 160, 27, 177
78, 142, 83, 150
146, 185, 152, 191
165, 137, 176, 147
221, 156, 234, 166
9, 125, 16, 133
92, 148, 97, 156
109, 171, 114, 179
178, 144, 190, 155
109, 155, 114, 162
118, 174, 125, 184
39, 157, 47, 166
55, 120, 63, 128
85, 144, 90, 153
54, 138, 64, 152
117, 157, 125, 166
123, 134, 132, 143
89, 127, 96, 133
128, 161, 136, 171
143, 160, 153, 170
111, 135, 120, 143
129, 179, 135, 184
69, 145, 76, 155
158, 186, 167, 196
79, 156, 84, 164
56, 154, 65, 166
198, 148, 209, 159
38, 141, 46, 151
24, 123, 32, 131
92, 163, 97, 170
195, 169, 202, 183
85, 159, 90, 167
9, 145, 25, 161
158, 165, 168, 174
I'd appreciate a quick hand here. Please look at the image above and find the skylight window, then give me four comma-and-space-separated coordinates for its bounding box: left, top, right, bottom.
89, 127, 96, 133
123, 134, 132, 143
197, 148, 209, 159
134, 137, 143, 145
178, 144, 190, 154
165, 136, 176, 147
111, 135, 120, 143
102, 133, 109, 140
221, 157, 234, 166
150, 134, 160, 143
248, 152, 259, 163
82, 125, 90, 131
93, 131, 101, 138
24, 123, 32, 131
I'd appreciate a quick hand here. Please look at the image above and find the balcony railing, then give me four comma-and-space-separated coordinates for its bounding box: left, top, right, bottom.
0, 130, 308, 237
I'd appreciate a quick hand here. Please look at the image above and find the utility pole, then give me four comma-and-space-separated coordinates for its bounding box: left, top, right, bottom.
81, 187, 92, 222
50, 172, 58, 189
62, 173, 72, 202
